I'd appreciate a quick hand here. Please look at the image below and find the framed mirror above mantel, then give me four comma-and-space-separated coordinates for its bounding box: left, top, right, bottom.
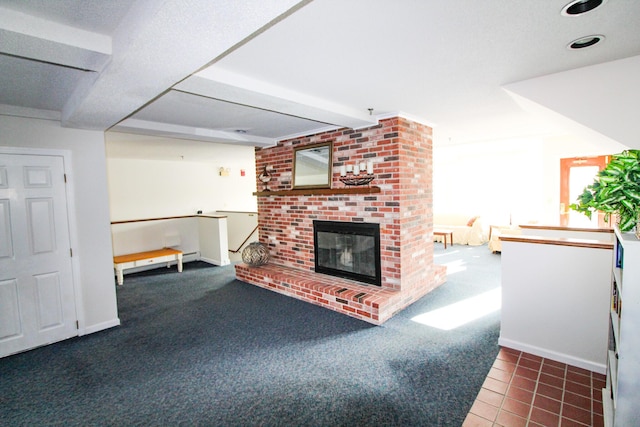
292, 142, 332, 189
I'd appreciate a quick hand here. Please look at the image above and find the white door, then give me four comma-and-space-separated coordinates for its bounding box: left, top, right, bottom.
0, 153, 77, 358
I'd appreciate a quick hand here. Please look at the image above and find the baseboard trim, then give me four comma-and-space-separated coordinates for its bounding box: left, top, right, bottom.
498, 337, 606, 374
200, 256, 231, 266
79, 318, 121, 336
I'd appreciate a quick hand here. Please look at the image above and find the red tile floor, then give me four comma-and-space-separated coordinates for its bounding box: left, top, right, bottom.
463, 347, 606, 427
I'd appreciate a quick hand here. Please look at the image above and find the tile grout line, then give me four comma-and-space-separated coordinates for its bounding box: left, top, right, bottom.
504, 351, 521, 426
495, 351, 537, 427
490, 350, 519, 427
558, 362, 568, 427
524, 356, 543, 427
489, 353, 507, 426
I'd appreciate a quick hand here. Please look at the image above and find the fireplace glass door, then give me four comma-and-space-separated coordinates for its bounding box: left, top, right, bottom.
313, 221, 381, 286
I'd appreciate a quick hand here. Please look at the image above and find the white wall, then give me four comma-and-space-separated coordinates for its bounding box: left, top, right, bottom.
433, 137, 545, 226
106, 142, 257, 221
111, 217, 201, 256
0, 115, 119, 334
500, 238, 612, 373
433, 133, 626, 227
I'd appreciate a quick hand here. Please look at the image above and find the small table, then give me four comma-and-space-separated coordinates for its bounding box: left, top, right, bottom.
113, 248, 183, 285
434, 229, 453, 249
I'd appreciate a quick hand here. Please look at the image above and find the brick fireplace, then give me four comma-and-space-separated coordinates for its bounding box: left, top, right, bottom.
235, 116, 446, 324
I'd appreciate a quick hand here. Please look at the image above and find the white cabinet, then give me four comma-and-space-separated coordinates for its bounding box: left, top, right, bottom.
603, 228, 640, 427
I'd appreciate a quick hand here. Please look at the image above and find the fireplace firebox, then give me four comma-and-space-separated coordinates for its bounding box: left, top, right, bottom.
313, 220, 381, 286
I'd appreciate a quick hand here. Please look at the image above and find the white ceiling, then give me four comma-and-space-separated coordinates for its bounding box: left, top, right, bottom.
1, 0, 639, 153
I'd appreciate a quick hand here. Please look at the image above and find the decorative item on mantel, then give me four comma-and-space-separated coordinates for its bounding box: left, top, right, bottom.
241, 241, 270, 267
339, 161, 375, 186
258, 165, 273, 191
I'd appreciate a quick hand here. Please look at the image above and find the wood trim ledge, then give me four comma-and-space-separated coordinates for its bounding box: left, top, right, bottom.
111, 214, 226, 225
500, 235, 614, 250
518, 224, 613, 234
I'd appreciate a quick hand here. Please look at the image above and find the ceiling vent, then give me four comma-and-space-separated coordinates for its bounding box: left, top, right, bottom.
561, 0, 606, 16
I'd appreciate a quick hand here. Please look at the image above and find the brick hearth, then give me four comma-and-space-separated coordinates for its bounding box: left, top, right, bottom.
236, 262, 447, 324
235, 116, 446, 325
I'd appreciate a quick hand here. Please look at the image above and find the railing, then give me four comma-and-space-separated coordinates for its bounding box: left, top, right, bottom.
111, 214, 225, 225
214, 211, 259, 254
229, 225, 259, 253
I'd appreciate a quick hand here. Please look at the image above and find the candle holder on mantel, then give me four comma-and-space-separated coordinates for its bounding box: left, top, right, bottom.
339, 161, 375, 186
339, 173, 375, 186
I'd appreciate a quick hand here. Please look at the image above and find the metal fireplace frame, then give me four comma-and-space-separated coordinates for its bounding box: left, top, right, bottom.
313, 220, 382, 286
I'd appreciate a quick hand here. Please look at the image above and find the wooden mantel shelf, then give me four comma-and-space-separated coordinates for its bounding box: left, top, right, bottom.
253, 186, 381, 197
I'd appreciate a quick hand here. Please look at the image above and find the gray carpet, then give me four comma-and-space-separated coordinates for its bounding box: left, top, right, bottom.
0, 243, 501, 426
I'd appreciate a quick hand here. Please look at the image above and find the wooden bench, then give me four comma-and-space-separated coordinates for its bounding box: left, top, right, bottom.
113, 248, 183, 285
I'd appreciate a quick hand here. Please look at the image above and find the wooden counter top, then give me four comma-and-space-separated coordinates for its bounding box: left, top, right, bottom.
499, 234, 614, 250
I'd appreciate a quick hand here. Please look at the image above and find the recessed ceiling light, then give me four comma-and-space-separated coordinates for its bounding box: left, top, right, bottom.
567, 34, 604, 49
561, 0, 606, 16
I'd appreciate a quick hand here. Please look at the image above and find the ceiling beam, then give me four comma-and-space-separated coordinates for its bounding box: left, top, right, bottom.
177, 67, 378, 130
0, 7, 110, 72
112, 118, 277, 147
60, 0, 311, 130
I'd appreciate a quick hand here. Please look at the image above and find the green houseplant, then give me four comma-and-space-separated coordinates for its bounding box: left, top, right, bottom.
570, 149, 640, 235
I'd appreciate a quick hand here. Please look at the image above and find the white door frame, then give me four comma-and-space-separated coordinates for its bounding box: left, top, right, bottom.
0, 146, 85, 335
